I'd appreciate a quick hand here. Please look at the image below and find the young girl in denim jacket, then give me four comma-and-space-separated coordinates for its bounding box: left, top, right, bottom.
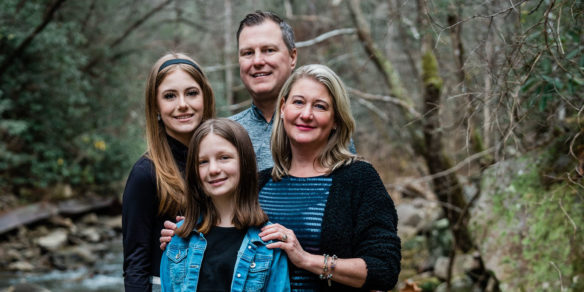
160, 118, 290, 292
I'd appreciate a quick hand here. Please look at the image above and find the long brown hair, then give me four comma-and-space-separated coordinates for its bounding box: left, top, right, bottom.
177, 118, 268, 237
144, 53, 215, 216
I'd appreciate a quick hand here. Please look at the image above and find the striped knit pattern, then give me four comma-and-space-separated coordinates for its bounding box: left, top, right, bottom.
259, 176, 332, 292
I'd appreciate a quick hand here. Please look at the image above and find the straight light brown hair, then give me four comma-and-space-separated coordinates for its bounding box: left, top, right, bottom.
177, 118, 267, 237
144, 53, 215, 217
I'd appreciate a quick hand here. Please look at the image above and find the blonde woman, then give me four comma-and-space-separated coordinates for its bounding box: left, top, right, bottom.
257, 64, 400, 291
122, 53, 214, 292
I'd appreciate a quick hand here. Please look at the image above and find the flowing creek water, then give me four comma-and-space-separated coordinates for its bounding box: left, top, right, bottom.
0, 238, 124, 291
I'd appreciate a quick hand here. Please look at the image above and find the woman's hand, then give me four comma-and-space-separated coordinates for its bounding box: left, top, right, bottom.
260, 223, 367, 288
259, 223, 312, 270
159, 216, 183, 250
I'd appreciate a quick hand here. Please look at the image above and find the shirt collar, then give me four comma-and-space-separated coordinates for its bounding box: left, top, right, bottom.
251, 103, 273, 125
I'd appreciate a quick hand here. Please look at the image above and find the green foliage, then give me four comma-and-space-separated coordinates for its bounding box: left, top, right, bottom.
0, 0, 142, 196
518, 1, 583, 115
490, 158, 584, 291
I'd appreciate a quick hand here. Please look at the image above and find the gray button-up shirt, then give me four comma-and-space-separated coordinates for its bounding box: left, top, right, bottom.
229, 104, 274, 171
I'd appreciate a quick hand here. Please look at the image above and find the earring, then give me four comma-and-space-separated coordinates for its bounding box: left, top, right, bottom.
157, 113, 161, 121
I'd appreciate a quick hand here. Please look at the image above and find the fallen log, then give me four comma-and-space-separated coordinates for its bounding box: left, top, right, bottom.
0, 197, 117, 235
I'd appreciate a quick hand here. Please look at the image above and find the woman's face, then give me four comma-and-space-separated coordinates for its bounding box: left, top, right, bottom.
280, 77, 336, 151
197, 133, 240, 201
157, 69, 204, 145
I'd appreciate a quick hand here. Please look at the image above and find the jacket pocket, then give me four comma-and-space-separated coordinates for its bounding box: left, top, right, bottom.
166, 245, 188, 283
243, 254, 271, 292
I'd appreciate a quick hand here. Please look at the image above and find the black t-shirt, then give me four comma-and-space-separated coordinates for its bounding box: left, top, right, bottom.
197, 226, 247, 291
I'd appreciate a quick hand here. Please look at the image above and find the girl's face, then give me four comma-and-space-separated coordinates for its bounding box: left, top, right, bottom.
157, 69, 204, 145
197, 133, 240, 201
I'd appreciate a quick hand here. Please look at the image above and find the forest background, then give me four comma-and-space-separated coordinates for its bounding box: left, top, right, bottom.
0, 0, 582, 291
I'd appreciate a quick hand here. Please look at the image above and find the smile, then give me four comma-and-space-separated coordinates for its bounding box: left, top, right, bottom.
208, 177, 227, 186
295, 124, 315, 130
252, 72, 271, 78
174, 114, 194, 120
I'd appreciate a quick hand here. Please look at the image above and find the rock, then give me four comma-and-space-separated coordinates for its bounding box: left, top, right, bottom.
36, 229, 68, 251
103, 215, 122, 231
80, 227, 101, 242
397, 198, 442, 234
469, 158, 529, 287
398, 226, 418, 240
52, 245, 97, 269
397, 204, 423, 228
0, 283, 52, 292
8, 261, 34, 271
435, 276, 475, 292
51, 183, 73, 199
433, 254, 474, 280
80, 213, 99, 225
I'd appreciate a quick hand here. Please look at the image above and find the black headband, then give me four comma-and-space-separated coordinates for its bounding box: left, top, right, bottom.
158, 58, 203, 75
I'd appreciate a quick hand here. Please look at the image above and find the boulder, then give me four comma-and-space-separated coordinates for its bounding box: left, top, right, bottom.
396, 198, 442, 236
52, 244, 97, 269
433, 254, 474, 280
80, 227, 101, 243
7, 261, 34, 272
36, 229, 68, 251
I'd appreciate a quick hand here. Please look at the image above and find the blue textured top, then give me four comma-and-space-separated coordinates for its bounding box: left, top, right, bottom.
259, 176, 333, 292
229, 104, 274, 171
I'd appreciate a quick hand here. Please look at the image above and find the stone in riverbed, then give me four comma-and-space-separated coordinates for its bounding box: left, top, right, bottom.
36, 229, 68, 251
1, 283, 52, 292
7, 260, 34, 271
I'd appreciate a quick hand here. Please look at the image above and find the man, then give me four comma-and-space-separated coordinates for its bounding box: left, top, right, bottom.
229, 11, 297, 171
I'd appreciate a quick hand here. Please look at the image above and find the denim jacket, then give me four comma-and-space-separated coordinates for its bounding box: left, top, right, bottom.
160, 222, 290, 292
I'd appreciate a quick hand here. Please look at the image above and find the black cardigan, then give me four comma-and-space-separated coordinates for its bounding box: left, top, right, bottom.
259, 160, 401, 291
122, 135, 187, 292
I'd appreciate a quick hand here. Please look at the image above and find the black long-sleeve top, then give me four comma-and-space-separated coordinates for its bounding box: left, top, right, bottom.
122, 135, 187, 292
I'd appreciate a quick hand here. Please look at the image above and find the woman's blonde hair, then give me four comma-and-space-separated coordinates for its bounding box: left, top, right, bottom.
271, 64, 356, 180
144, 52, 215, 216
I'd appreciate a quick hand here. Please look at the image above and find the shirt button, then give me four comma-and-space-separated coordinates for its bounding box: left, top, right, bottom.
250, 262, 256, 268
237, 273, 241, 278
248, 245, 251, 249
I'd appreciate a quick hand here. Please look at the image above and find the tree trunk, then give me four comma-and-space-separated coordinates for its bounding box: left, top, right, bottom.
418, 0, 473, 253
420, 50, 474, 253
223, 0, 234, 112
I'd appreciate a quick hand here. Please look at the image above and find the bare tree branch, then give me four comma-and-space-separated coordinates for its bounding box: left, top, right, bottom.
218, 99, 251, 112
111, 0, 173, 48
355, 97, 389, 122
347, 0, 407, 100
295, 28, 356, 48
83, 0, 173, 72
348, 87, 421, 119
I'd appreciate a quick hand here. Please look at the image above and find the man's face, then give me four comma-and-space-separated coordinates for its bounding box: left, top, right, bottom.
238, 20, 297, 104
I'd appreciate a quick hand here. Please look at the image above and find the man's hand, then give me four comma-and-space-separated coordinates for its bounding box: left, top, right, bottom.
159, 216, 182, 250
